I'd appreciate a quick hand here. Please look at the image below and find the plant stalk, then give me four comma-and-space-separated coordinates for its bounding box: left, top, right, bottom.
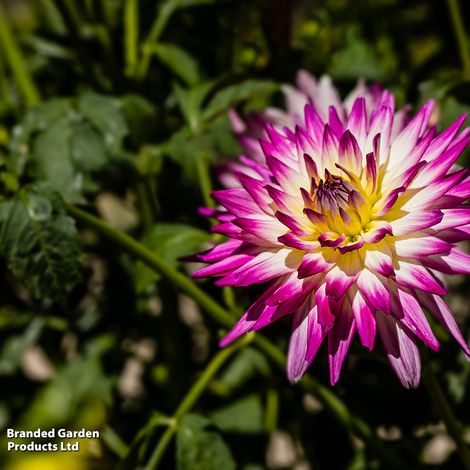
0, 5, 41, 107
447, 0, 470, 79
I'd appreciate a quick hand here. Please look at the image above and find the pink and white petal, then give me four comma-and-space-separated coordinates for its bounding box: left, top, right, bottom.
412, 130, 470, 187
266, 185, 304, 214
219, 281, 284, 347
392, 287, 439, 351
278, 232, 321, 250
393, 236, 451, 258
362, 244, 395, 277
193, 254, 253, 278
421, 114, 468, 162
338, 130, 362, 174
268, 272, 306, 305
233, 216, 286, 244
321, 124, 340, 172
281, 84, 307, 121
265, 155, 308, 195
377, 312, 421, 388
315, 282, 335, 330
311, 75, 343, 121
275, 211, 313, 235
304, 104, 326, 146
328, 301, 356, 385
305, 304, 328, 362
362, 221, 393, 244
421, 247, 470, 274
388, 100, 435, 170
388, 210, 443, 236
237, 173, 274, 214
394, 260, 446, 295
297, 251, 332, 279
217, 248, 300, 287
357, 269, 391, 313
325, 252, 361, 299
212, 188, 264, 217
366, 106, 393, 161
195, 239, 244, 263
350, 289, 376, 350
287, 308, 310, 383
431, 207, 470, 232
416, 292, 470, 358
346, 98, 367, 151
329, 106, 345, 138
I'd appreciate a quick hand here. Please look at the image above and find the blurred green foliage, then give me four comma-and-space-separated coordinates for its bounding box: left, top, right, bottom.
0, 0, 469, 469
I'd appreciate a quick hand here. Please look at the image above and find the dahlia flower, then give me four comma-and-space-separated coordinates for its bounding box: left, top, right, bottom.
194, 71, 470, 388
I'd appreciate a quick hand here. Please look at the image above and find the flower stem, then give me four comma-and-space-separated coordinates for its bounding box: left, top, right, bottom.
67, 205, 409, 470
143, 335, 252, 470
0, 5, 41, 107
196, 154, 215, 209
422, 359, 470, 469
102, 425, 129, 459
135, 1, 174, 80
124, 0, 139, 77
447, 0, 470, 79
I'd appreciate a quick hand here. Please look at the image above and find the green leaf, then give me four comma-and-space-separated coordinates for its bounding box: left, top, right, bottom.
9, 99, 70, 175
161, 127, 214, 178
0, 183, 83, 303
9, 94, 130, 202
120, 94, 158, 147
176, 414, 235, 470
210, 394, 264, 434
77, 92, 128, 154
218, 347, 270, 392
327, 27, 397, 81
202, 80, 278, 122
152, 43, 201, 86
0, 317, 45, 374
135, 223, 211, 293
174, 81, 216, 132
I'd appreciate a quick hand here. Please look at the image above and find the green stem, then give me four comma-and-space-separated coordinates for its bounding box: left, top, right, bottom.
67, 205, 409, 470
135, 0, 176, 80
144, 336, 252, 470
0, 5, 40, 107
102, 425, 129, 459
447, 0, 470, 79
195, 155, 215, 209
124, 0, 139, 77
423, 360, 470, 469
265, 388, 279, 432
136, 180, 154, 230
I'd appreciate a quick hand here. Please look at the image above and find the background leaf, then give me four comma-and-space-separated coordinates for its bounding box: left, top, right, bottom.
176, 414, 236, 470
0, 183, 82, 303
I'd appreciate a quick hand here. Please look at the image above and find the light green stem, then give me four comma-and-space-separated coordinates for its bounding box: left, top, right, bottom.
67, 205, 409, 470
423, 360, 470, 469
124, 0, 139, 77
102, 425, 129, 459
0, 5, 40, 107
144, 336, 252, 470
196, 155, 215, 209
447, 0, 470, 79
135, 0, 176, 80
